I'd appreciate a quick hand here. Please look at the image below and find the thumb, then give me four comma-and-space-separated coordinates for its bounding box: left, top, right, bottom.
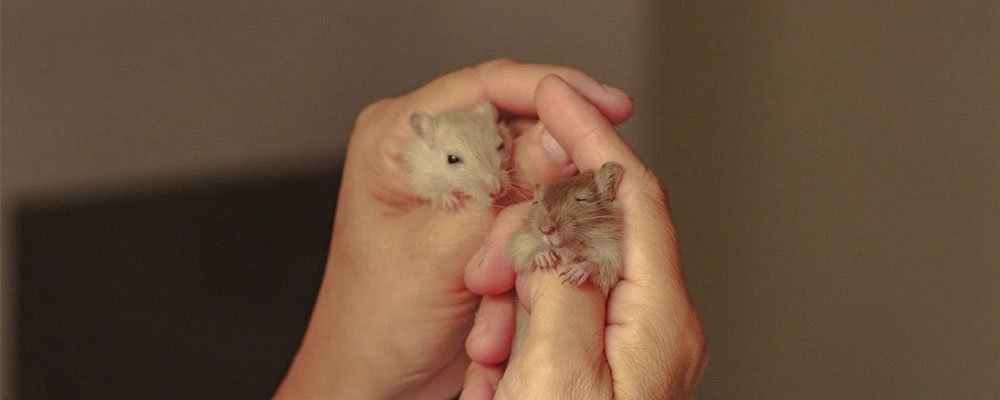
498, 270, 613, 399
464, 203, 613, 398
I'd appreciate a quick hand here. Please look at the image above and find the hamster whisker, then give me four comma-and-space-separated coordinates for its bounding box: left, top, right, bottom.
569, 216, 624, 223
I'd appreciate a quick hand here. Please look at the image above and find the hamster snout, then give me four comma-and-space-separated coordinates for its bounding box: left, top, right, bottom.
466, 169, 508, 204
535, 214, 562, 246
488, 173, 508, 198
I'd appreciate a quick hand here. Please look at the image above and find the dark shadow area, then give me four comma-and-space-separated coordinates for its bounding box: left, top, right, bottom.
14, 166, 341, 399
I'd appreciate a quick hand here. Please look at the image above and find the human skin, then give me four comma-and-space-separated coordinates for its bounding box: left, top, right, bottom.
272, 59, 636, 400
460, 76, 709, 399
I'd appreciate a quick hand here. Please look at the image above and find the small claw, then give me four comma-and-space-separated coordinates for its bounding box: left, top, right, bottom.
559, 264, 590, 287
538, 250, 559, 269
440, 192, 464, 211
552, 252, 560, 264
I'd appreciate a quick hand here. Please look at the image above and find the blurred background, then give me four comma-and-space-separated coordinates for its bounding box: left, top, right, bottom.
2, 1, 998, 399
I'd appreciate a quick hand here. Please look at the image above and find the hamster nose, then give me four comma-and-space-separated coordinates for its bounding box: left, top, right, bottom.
488, 180, 504, 198
540, 225, 556, 236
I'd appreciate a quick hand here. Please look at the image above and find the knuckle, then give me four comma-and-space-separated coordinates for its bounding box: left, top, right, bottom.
478, 57, 519, 70
553, 65, 586, 81
354, 97, 393, 128
637, 166, 671, 210
686, 322, 708, 361
680, 315, 710, 388
431, 66, 481, 94
470, 57, 521, 81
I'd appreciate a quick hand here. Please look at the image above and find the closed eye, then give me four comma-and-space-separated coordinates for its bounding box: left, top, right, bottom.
574, 196, 595, 202
496, 143, 505, 151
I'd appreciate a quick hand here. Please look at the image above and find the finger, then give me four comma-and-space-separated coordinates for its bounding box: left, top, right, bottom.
535, 74, 682, 287
459, 362, 503, 400
465, 294, 516, 365
535, 74, 707, 399
513, 271, 607, 360
464, 203, 529, 295
407, 58, 633, 124
504, 271, 613, 398
510, 120, 579, 188
535, 74, 643, 172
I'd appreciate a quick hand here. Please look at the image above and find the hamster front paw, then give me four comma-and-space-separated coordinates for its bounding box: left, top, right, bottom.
438, 192, 464, 211
559, 262, 592, 287
533, 249, 559, 270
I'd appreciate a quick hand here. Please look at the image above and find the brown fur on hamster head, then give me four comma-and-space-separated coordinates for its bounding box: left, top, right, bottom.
529, 162, 624, 247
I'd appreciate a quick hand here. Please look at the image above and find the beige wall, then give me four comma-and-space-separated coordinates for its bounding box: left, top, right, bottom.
1, 1, 649, 198
3, 0, 999, 398
641, 2, 1000, 398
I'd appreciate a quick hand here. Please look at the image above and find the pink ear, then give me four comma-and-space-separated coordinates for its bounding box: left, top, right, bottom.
410, 111, 437, 147
596, 162, 624, 200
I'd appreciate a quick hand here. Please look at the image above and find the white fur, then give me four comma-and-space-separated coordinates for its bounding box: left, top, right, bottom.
403, 103, 510, 209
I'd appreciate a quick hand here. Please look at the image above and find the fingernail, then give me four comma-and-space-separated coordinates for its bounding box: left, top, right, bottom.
539, 128, 570, 165
467, 245, 486, 270
601, 83, 629, 99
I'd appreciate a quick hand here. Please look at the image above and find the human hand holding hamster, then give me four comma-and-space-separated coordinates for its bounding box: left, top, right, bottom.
273, 59, 634, 400
461, 76, 708, 399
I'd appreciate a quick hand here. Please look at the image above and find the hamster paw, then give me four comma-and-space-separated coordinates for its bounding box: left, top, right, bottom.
559, 263, 592, 287
439, 192, 464, 211
533, 249, 559, 270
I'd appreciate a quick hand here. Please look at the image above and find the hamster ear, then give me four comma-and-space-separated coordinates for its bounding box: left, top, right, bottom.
473, 102, 498, 121
596, 162, 624, 200
410, 111, 438, 147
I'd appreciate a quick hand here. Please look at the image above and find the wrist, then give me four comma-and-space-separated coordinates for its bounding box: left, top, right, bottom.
275, 329, 391, 400
274, 269, 395, 400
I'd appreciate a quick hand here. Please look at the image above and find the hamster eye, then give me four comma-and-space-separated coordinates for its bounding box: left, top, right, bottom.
447, 154, 462, 164
496, 143, 505, 151
574, 196, 595, 202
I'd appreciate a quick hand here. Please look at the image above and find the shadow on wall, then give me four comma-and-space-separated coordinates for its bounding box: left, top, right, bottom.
13, 167, 342, 399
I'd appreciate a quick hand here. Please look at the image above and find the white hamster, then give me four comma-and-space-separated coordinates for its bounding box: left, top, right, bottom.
404, 102, 511, 210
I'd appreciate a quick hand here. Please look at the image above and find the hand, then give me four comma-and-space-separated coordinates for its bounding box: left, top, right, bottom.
273, 60, 633, 400
461, 76, 709, 399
